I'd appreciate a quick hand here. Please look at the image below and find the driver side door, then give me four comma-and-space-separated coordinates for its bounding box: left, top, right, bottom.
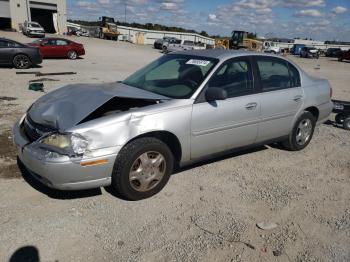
191, 57, 259, 159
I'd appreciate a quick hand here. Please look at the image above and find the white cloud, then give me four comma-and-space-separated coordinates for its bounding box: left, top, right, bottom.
332, 6, 347, 15
283, 0, 325, 8
294, 9, 323, 17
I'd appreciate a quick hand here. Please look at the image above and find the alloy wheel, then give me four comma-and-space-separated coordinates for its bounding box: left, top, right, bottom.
296, 119, 313, 146
129, 151, 166, 192
14, 55, 30, 69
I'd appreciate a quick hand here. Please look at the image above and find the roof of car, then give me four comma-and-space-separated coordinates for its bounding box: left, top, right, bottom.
173, 49, 272, 60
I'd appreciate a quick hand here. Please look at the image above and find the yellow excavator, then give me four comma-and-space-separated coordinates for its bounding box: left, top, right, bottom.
215, 31, 263, 51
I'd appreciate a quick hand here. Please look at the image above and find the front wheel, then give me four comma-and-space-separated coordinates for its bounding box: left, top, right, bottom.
67, 50, 77, 60
13, 54, 32, 69
281, 111, 316, 151
111, 137, 174, 200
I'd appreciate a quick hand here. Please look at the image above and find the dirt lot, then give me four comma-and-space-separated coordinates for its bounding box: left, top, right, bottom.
0, 31, 349, 262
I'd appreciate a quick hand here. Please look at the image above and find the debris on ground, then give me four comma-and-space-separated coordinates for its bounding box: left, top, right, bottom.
29, 78, 60, 83
256, 222, 278, 230
273, 250, 282, 256
17, 71, 76, 76
0, 96, 17, 101
28, 83, 44, 92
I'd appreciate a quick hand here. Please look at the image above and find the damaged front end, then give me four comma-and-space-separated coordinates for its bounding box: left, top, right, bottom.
13, 83, 171, 190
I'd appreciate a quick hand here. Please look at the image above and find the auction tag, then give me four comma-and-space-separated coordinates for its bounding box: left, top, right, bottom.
186, 59, 210, 66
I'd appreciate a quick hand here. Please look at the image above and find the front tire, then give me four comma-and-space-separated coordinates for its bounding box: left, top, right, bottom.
111, 137, 174, 200
281, 111, 316, 151
67, 50, 77, 60
13, 54, 32, 69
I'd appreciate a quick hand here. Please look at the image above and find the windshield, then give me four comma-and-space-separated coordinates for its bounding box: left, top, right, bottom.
29, 23, 41, 28
123, 54, 218, 99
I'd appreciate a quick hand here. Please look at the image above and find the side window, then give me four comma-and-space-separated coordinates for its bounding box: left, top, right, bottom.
42, 39, 55, 46
256, 57, 291, 91
0, 40, 9, 48
56, 40, 68, 46
288, 63, 301, 87
208, 58, 254, 98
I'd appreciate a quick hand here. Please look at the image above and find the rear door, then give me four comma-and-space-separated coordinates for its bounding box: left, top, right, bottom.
55, 39, 70, 57
253, 56, 303, 142
40, 39, 57, 57
191, 57, 259, 159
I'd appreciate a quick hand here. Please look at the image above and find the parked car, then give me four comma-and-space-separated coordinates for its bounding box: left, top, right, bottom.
0, 38, 42, 69
22, 21, 45, 38
193, 42, 207, 50
28, 38, 85, 59
300, 47, 319, 59
13, 50, 333, 200
154, 37, 177, 49
338, 49, 350, 62
291, 44, 306, 55
325, 48, 342, 57
165, 39, 195, 53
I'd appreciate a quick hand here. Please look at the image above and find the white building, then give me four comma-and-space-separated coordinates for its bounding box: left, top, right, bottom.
0, 0, 67, 34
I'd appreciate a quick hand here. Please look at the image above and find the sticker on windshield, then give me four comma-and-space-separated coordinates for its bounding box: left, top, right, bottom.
186, 59, 211, 66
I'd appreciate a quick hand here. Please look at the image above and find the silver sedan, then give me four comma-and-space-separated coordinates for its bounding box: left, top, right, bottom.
13, 50, 333, 200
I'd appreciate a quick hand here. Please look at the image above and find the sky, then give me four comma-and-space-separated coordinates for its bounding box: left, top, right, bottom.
67, 0, 350, 41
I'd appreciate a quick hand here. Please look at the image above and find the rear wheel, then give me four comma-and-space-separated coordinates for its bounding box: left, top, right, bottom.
111, 137, 174, 200
343, 117, 350, 130
281, 111, 316, 151
335, 113, 345, 124
13, 54, 32, 69
67, 50, 77, 60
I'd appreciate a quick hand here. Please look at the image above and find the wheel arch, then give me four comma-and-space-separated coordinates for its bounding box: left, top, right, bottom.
304, 106, 319, 121
124, 131, 182, 166
12, 53, 32, 62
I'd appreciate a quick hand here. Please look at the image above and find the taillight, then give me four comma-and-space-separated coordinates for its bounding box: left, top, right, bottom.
330, 87, 333, 98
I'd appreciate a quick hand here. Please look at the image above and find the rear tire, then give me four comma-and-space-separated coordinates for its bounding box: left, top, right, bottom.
111, 137, 174, 200
335, 113, 345, 124
281, 111, 316, 151
343, 117, 350, 130
13, 54, 32, 69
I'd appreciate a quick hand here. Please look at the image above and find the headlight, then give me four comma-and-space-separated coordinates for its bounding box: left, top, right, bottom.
40, 133, 88, 156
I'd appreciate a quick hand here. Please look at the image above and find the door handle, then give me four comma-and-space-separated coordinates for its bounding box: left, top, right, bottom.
293, 95, 303, 102
245, 102, 258, 110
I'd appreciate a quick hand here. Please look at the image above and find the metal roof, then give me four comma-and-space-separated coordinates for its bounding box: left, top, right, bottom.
173, 49, 266, 59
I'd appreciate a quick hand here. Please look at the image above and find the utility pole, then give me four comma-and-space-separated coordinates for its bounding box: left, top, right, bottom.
124, 3, 127, 23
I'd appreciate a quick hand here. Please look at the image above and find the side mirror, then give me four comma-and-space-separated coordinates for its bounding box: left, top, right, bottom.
205, 87, 227, 101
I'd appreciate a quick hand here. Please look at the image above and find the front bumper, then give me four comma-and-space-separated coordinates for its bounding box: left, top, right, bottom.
28, 31, 45, 37
13, 119, 120, 190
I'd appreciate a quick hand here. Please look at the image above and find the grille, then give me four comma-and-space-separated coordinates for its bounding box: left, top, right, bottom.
23, 116, 55, 142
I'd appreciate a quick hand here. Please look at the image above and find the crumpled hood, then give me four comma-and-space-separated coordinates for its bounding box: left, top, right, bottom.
28, 82, 169, 130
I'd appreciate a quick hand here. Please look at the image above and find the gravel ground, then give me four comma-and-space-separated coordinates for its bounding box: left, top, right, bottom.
0, 31, 349, 262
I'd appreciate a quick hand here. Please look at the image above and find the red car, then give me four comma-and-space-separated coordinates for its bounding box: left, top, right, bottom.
28, 38, 85, 59
338, 49, 350, 62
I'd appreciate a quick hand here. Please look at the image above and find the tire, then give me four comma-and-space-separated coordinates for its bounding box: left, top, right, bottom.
13, 54, 32, 69
338, 57, 343, 62
281, 111, 316, 151
343, 117, 350, 130
67, 50, 77, 60
335, 113, 345, 124
111, 137, 174, 200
